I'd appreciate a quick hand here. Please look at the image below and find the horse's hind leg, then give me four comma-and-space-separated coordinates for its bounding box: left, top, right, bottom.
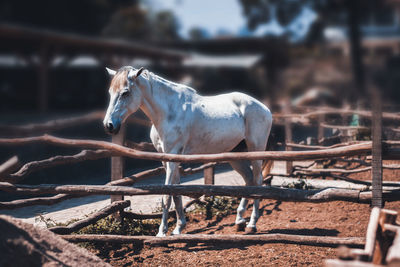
229, 160, 253, 231
246, 159, 263, 233
245, 130, 270, 233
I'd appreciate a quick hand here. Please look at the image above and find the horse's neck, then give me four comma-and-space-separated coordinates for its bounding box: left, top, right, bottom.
139, 73, 188, 128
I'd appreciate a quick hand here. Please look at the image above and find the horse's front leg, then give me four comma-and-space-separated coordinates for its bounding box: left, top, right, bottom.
157, 161, 185, 237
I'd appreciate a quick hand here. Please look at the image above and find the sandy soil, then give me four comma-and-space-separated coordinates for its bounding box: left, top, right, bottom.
85, 160, 400, 267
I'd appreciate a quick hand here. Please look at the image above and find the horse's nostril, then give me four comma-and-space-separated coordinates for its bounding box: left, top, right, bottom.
107, 122, 114, 131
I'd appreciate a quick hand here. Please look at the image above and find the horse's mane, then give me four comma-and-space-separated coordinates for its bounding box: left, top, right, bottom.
148, 71, 197, 94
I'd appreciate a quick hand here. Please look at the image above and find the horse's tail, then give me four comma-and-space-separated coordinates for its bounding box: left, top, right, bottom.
261, 133, 275, 178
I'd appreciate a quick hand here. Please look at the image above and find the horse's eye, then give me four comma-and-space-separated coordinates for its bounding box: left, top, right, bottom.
121, 90, 130, 97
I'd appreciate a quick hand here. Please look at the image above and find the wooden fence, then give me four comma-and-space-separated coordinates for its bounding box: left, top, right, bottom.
0, 106, 399, 248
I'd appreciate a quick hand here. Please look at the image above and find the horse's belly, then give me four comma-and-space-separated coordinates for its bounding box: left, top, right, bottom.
186, 117, 245, 154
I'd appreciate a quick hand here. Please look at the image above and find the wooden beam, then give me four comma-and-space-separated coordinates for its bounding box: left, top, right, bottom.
37, 43, 50, 113
284, 101, 293, 175
1, 183, 398, 203
49, 200, 130, 235
0, 163, 216, 210
204, 166, 215, 185
371, 86, 383, 208
364, 207, 381, 261
0, 156, 21, 178
372, 209, 398, 264
61, 233, 365, 248
0, 135, 373, 163
111, 125, 126, 203
2, 150, 114, 183
386, 229, 400, 266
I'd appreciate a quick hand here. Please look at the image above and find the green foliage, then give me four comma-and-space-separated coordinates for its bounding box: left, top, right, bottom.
75, 215, 160, 236
286, 179, 309, 190
192, 196, 239, 220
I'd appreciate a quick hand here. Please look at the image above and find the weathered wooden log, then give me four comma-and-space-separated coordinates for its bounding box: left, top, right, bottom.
49, 200, 130, 235
373, 209, 398, 264
324, 259, 378, 267
108, 167, 165, 186
0, 135, 373, 163
108, 163, 217, 187
383, 224, 400, 234
111, 125, 126, 204
386, 229, 400, 265
320, 123, 369, 131
0, 111, 104, 136
0, 163, 216, 209
274, 107, 400, 121
1, 183, 398, 203
0, 193, 73, 210
294, 164, 400, 177
124, 140, 156, 152
271, 176, 370, 191
61, 233, 365, 248
295, 167, 372, 175
364, 207, 381, 261
0, 111, 150, 136
0, 166, 163, 209
0, 156, 21, 178
1, 150, 115, 183
286, 141, 366, 150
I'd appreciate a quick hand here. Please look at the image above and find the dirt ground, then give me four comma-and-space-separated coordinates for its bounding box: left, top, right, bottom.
86, 161, 400, 267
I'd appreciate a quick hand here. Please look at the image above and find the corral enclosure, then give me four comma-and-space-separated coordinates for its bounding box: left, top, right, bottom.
1, 0, 400, 266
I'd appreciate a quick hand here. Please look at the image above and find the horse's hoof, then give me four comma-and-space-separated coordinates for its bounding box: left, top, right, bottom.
172, 228, 182, 235
235, 222, 246, 232
245, 226, 257, 234
156, 232, 167, 237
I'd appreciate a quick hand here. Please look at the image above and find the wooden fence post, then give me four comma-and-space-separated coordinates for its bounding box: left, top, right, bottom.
284, 102, 293, 175
371, 86, 383, 208
318, 114, 325, 144
204, 166, 215, 185
204, 165, 215, 220
111, 124, 126, 203
37, 43, 50, 113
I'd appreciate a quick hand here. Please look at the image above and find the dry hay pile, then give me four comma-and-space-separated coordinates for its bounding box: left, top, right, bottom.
0, 215, 110, 267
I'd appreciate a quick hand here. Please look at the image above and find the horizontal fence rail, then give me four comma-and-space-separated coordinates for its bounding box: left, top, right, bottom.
1, 183, 400, 203
0, 111, 151, 136
61, 233, 365, 248
0, 135, 375, 163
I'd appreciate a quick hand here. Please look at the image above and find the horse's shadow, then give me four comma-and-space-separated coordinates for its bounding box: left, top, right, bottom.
158, 227, 340, 253
260, 200, 282, 215
185, 200, 283, 235
260, 228, 340, 236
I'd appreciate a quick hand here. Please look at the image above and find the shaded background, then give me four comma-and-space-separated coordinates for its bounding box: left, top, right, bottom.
0, 0, 399, 187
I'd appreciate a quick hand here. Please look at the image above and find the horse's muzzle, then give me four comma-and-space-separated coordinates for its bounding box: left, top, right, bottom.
104, 122, 120, 135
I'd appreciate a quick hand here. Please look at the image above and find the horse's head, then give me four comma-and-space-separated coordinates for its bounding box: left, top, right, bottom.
103, 66, 146, 134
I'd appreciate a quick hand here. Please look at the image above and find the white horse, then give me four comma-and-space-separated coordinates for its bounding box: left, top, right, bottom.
103, 66, 273, 237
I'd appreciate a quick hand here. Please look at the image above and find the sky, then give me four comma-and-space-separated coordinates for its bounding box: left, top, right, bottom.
148, 0, 246, 38
147, 0, 318, 42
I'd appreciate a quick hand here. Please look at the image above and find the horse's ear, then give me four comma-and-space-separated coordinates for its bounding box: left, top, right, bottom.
135, 67, 145, 78
106, 67, 116, 76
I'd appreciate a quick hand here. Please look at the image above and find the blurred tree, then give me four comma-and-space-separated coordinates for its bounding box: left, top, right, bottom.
239, 0, 388, 105
150, 10, 181, 41
239, 0, 306, 31
0, 0, 117, 35
102, 4, 150, 40
0, 0, 181, 42
188, 27, 211, 40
